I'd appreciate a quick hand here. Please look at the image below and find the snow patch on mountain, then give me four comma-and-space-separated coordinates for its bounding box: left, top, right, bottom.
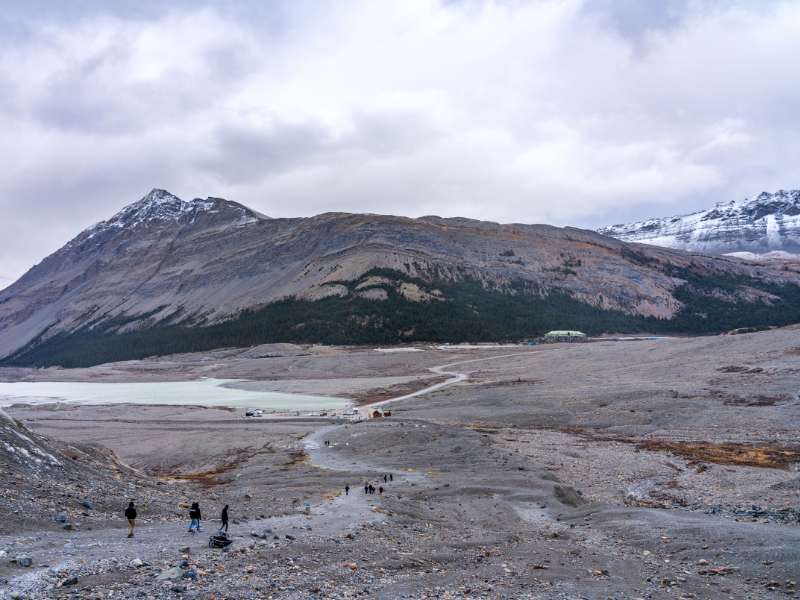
69, 189, 263, 248
725, 250, 800, 262
599, 189, 800, 254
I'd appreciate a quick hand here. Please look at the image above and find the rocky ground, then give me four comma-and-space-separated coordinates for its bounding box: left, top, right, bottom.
1, 328, 799, 598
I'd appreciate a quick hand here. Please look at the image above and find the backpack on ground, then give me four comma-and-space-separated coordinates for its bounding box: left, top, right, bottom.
208, 533, 232, 549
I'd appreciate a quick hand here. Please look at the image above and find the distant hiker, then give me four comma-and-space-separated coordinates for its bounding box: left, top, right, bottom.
188, 502, 202, 534
389, 473, 393, 482
379, 486, 384, 495
364, 483, 369, 494
383, 474, 388, 483
219, 504, 229, 533
124, 501, 137, 538
345, 485, 350, 496
368, 484, 375, 494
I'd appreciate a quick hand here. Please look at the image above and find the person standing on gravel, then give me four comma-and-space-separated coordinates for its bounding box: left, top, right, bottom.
125, 501, 137, 538
188, 502, 202, 534
345, 485, 350, 496
219, 504, 229, 533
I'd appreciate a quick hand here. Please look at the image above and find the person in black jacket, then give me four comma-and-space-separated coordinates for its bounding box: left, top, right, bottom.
124, 501, 137, 538
188, 502, 202, 533
219, 505, 229, 533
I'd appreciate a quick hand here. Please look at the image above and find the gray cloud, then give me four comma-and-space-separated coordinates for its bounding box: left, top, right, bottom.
1, 0, 799, 287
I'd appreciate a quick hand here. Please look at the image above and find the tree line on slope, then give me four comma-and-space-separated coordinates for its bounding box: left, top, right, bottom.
4, 268, 800, 368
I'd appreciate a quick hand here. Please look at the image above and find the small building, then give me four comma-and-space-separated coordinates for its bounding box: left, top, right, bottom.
543, 330, 587, 343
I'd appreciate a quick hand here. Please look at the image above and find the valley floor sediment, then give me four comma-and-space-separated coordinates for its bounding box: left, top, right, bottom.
2, 329, 799, 598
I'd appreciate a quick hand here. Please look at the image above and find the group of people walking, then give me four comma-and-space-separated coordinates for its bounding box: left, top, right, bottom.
124, 468, 396, 539
360, 473, 393, 496
123, 501, 229, 538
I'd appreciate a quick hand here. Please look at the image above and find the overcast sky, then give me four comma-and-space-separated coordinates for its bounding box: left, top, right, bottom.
2, 0, 799, 288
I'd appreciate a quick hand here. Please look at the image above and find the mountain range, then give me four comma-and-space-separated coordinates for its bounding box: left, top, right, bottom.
599, 189, 800, 255
2, 189, 800, 367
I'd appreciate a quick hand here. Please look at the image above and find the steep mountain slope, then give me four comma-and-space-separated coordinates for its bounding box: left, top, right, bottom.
599, 189, 800, 254
2, 189, 800, 367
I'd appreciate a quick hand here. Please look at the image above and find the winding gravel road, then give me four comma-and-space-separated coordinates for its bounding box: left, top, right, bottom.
359, 350, 541, 414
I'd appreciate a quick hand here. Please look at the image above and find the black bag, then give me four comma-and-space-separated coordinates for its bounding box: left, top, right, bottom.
208, 533, 232, 549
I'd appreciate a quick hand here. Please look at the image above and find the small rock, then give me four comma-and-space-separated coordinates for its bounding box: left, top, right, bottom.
61, 576, 79, 587
157, 567, 184, 582
131, 558, 144, 568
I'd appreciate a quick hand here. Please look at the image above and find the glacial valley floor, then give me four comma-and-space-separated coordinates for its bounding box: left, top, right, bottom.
1, 328, 799, 599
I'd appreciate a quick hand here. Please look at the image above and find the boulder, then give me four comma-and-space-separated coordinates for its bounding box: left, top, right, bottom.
15, 555, 33, 568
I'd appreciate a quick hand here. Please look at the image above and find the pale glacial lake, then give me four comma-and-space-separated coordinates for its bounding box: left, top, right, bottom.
0, 378, 350, 411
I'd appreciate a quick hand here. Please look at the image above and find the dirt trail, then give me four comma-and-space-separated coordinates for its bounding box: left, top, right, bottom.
360, 350, 541, 413
0, 425, 395, 598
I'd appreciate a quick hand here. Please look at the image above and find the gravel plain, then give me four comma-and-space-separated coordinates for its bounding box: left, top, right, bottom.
1, 328, 799, 599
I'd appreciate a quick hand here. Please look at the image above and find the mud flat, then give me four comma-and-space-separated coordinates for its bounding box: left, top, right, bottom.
1, 328, 799, 598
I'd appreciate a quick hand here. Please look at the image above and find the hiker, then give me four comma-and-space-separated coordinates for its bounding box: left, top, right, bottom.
383, 474, 388, 483
188, 502, 202, 534
364, 483, 369, 494
125, 501, 137, 538
219, 504, 229, 533
379, 486, 384, 495
345, 485, 350, 496
369, 484, 375, 494
389, 473, 393, 482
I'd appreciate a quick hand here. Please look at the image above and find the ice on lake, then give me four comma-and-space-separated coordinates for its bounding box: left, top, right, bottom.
0, 378, 350, 411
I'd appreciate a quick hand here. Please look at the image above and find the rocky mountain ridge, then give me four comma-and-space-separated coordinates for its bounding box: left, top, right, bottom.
2, 189, 800, 366
599, 189, 800, 254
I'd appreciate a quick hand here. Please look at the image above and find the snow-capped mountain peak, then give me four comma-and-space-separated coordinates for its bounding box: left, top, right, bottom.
599, 189, 800, 255
68, 189, 266, 249
103, 188, 214, 230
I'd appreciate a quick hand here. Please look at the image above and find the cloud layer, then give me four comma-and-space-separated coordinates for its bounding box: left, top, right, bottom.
2, 0, 799, 285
